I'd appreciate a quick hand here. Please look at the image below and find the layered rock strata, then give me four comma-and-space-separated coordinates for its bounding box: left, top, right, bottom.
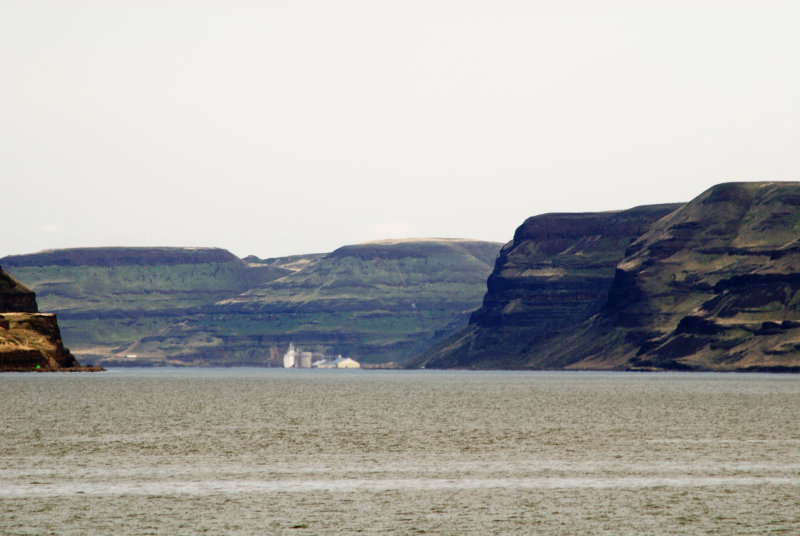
0, 267, 95, 371
0, 267, 38, 313
559, 182, 800, 372
410, 204, 680, 368
415, 182, 800, 372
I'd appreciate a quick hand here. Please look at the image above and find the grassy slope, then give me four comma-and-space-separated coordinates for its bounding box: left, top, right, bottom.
2, 250, 297, 364
215, 240, 501, 363
3, 241, 501, 366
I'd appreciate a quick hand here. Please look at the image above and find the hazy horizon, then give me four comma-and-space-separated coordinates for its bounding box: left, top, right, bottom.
3, 1, 799, 259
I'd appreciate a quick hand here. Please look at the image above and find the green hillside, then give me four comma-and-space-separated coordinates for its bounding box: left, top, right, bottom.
2, 241, 500, 366
217, 239, 502, 363
1, 248, 312, 365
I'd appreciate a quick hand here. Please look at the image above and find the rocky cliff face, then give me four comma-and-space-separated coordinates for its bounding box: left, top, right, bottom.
0, 313, 82, 371
559, 182, 800, 372
0, 268, 38, 313
415, 182, 800, 372
0, 267, 91, 372
409, 205, 680, 368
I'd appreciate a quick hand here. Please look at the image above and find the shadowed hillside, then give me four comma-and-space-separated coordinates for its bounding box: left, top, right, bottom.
413, 182, 800, 372
0, 267, 38, 313
409, 205, 680, 368
549, 182, 800, 372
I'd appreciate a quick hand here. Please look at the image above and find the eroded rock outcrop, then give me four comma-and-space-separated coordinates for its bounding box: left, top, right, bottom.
0, 267, 38, 313
0, 267, 96, 371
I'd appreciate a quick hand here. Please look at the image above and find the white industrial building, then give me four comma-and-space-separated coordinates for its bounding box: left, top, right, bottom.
283, 344, 360, 369
283, 342, 297, 368
313, 355, 361, 369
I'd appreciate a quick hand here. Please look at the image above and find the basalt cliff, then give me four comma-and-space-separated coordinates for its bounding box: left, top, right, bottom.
408, 204, 680, 368
0, 267, 95, 371
558, 182, 800, 372
9, 182, 800, 371
414, 182, 800, 371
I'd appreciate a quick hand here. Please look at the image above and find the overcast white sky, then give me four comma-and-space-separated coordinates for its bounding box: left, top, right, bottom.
2, 1, 799, 259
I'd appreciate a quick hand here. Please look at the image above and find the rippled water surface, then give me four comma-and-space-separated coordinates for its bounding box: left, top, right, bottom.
2, 369, 798, 535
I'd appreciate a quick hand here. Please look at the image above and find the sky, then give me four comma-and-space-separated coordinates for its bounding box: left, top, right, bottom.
2, 1, 799, 259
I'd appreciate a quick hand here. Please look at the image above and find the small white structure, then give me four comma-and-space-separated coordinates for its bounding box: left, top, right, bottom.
283, 343, 297, 368
312, 355, 361, 369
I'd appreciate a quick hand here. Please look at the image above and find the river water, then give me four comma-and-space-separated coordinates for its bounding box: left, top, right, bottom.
1, 369, 798, 535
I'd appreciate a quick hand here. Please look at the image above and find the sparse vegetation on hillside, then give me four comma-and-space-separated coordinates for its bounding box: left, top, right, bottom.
2, 241, 501, 366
